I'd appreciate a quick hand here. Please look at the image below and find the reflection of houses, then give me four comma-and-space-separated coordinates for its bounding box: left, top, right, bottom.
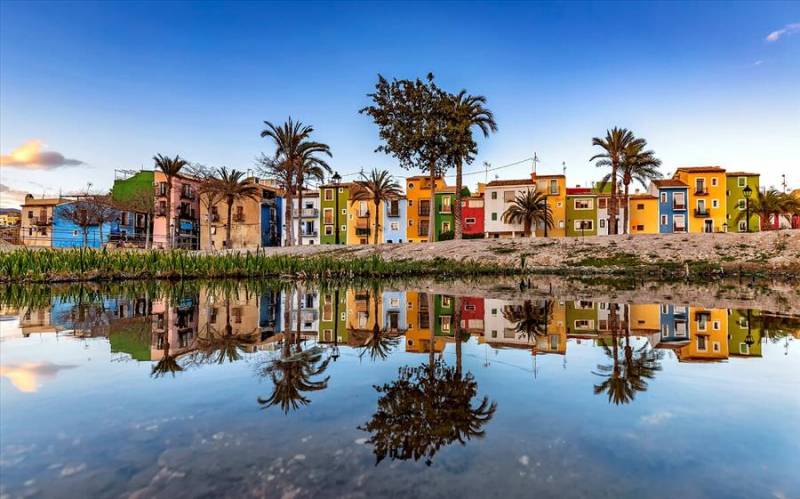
151, 298, 199, 360
405, 291, 444, 353
655, 304, 690, 347
346, 288, 382, 344
259, 290, 283, 338
481, 298, 567, 355
676, 307, 729, 362
286, 287, 319, 334
382, 291, 407, 334
728, 309, 762, 358
20, 306, 60, 336
318, 289, 347, 343
460, 297, 485, 334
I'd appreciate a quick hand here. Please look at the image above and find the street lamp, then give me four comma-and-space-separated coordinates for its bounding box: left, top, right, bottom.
332, 172, 341, 245
743, 184, 752, 233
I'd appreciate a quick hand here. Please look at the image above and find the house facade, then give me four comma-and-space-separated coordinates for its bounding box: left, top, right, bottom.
725, 172, 760, 233
292, 191, 320, 245
382, 291, 408, 333
20, 195, 65, 247
649, 179, 689, 233
51, 201, 124, 249
595, 190, 625, 236
153, 171, 201, 249
565, 188, 598, 237
434, 188, 456, 239
405, 176, 447, 242
319, 182, 350, 245
532, 174, 567, 237
383, 196, 407, 244
673, 166, 727, 233
347, 184, 381, 245
461, 194, 485, 238
110, 170, 155, 246
484, 178, 535, 238
628, 194, 660, 234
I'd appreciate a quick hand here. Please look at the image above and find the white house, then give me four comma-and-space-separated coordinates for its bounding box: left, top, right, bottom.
284, 191, 320, 245
483, 178, 537, 238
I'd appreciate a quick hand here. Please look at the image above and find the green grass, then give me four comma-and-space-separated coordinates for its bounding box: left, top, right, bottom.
0, 248, 516, 283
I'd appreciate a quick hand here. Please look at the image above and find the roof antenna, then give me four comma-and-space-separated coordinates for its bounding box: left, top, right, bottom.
532, 153, 539, 176
483, 161, 491, 184
562, 161, 567, 177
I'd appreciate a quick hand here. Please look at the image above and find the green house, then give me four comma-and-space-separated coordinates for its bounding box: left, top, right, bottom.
728, 309, 762, 357
566, 192, 598, 237
319, 183, 349, 244
434, 190, 456, 240
565, 300, 601, 337
111, 170, 154, 204
433, 294, 455, 336
318, 289, 348, 344
725, 173, 760, 233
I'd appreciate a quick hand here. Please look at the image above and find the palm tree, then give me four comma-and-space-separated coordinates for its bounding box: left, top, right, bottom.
597, 139, 662, 233
450, 91, 498, 240
742, 188, 800, 230
590, 128, 637, 235
194, 297, 259, 364
151, 338, 184, 378
502, 190, 553, 237
209, 168, 261, 249
351, 169, 403, 244
153, 154, 189, 249
294, 146, 331, 245
259, 118, 331, 246
198, 180, 224, 250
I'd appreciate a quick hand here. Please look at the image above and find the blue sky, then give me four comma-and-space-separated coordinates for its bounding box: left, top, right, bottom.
1, 1, 798, 208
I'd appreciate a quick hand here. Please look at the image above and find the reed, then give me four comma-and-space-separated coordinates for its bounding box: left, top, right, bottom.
0, 248, 514, 283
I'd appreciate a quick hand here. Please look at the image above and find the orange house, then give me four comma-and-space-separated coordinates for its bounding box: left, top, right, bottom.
405, 176, 447, 243
673, 166, 727, 233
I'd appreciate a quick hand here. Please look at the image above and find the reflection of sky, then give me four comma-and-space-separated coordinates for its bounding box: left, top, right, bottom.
1, 322, 798, 498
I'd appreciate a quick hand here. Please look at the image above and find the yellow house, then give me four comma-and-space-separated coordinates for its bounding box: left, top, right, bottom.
629, 304, 661, 335
347, 184, 383, 245
628, 194, 659, 234
404, 291, 444, 353
673, 166, 727, 233
532, 174, 566, 237
0, 209, 21, 227
532, 300, 568, 356
677, 307, 729, 362
345, 288, 383, 343
405, 176, 447, 243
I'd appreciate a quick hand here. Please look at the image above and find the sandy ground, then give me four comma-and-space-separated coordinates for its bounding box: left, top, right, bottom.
210, 230, 800, 272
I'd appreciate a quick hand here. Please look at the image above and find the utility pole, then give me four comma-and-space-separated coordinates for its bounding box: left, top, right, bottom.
532, 153, 539, 176
483, 161, 491, 184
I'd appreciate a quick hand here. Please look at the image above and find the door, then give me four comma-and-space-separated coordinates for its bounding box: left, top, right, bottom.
704, 220, 713, 233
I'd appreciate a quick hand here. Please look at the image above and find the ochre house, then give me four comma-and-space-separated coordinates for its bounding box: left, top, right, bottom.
628, 193, 660, 234
405, 175, 447, 242
673, 166, 727, 233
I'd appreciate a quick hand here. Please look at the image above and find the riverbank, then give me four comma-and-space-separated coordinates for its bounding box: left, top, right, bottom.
1, 230, 798, 283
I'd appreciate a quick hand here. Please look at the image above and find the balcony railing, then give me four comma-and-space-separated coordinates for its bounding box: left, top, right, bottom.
233, 213, 245, 223
387, 209, 400, 218
418, 207, 431, 217
673, 204, 686, 210
356, 228, 371, 236
32, 216, 52, 226
694, 188, 709, 196
301, 229, 318, 236
293, 208, 319, 218
440, 205, 452, 214
673, 225, 687, 232
693, 208, 709, 217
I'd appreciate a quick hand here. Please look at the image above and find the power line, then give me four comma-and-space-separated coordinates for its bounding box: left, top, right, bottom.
330, 156, 535, 182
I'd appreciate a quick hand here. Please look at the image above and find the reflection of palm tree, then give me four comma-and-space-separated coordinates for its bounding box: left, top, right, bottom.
358, 359, 496, 466
257, 345, 331, 413
357, 287, 401, 362
592, 309, 663, 405
151, 339, 184, 378
194, 298, 259, 364
502, 299, 553, 341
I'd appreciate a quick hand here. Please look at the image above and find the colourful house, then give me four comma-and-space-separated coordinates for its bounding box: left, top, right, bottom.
566, 188, 598, 237
347, 184, 381, 245
51, 201, 125, 249
461, 194, 485, 238
433, 294, 455, 337
434, 188, 456, 239
383, 196, 407, 244
676, 307, 729, 362
725, 172, 760, 233
533, 174, 567, 237
382, 291, 407, 333
405, 176, 447, 243
20, 195, 66, 247
319, 182, 350, 245
649, 179, 688, 233
727, 309, 761, 358
657, 304, 689, 345
673, 166, 727, 233
460, 296, 485, 334
628, 194, 659, 234
318, 289, 347, 344
153, 171, 201, 249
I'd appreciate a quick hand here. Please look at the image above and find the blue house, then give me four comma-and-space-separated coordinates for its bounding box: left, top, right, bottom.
259, 289, 283, 338
52, 201, 126, 248
649, 179, 689, 233
658, 304, 689, 345
260, 194, 283, 247
382, 291, 407, 333
383, 196, 407, 244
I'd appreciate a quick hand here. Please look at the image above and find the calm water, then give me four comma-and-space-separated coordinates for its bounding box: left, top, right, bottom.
0, 280, 798, 499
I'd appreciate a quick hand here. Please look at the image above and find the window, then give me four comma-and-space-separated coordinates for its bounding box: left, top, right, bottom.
491, 308, 497, 316
418, 223, 429, 236
711, 177, 718, 187
574, 220, 593, 231
574, 319, 594, 329
549, 179, 558, 195
121, 212, 129, 225
695, 178, 705, 193
491, 191, 498, 200
440, 196, 452, 213
340, 225, 346, 233
491, 212, 498, 221
358, 201, 368, 217
673, 192, 686, 208
637, 203, 645, 210
72, 230, 79, 236
408, 199, 413, 207
441, 296, 451, 308
661, 215, 668, 225
388, 199, 400, 217
503, 190, 516, 202
636, 224, 644, 231
465, 304, 476, 311
738, 177, 746, 187
737, 199, 746, 210
465, 217, 476, 225
441, 222, 451, 233
390, 222, 399, 230
660, 192, 667, 203
712, 199, 719, 209
323, 208, 334, 224
408, 183, 414, 190
574, 199, 592, 210
738, 220, 747, 232
697, 335, 707, 351
211, 227, 217, 235
558, 220, 565, 228
408, 219, 414, 227
598, 198, 607, 209
341, 208, 347, 215
599, 219, 606, 228
712, 320, 720, 331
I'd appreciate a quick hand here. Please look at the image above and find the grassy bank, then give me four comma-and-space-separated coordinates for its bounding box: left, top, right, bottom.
0, 248, 512, 283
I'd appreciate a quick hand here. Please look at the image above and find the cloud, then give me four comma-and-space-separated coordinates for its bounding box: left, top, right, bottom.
0, 140, 84, 170
0, 183, 29, 209
753, 60, 764, 66
766, 22, 800, 42
640, 411, 673, 426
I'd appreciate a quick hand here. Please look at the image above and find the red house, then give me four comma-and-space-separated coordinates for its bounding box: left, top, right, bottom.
461, 195, 485, 237
460, 297, 485, 334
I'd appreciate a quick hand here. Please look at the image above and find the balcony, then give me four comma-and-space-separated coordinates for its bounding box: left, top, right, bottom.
418, 207, 431, 217
301, 229, 318, 237
209, 213, 220, 223
355, 218, 370, 229
673, 203, 686, 211
178, 209, 196, 220
293, 208, 319, 218
233, 213, 245, 223
355, 227, 371, 236
31, 216, 52, 226
694, 187, 709, 196
693, 208, 709, 217
387, 209, 400, 218
439, 205, 452, 214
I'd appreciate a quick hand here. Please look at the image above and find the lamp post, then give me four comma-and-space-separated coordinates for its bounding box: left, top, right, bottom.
743, 184, 752, 233
332, 172, 341, 245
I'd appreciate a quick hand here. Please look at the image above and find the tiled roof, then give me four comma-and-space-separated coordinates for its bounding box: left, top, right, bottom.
725, 171, 759, 177
652, 179, 688, 188
674, 166, 725, 174
21, 197, 66, 207
486, 178, 535, 187
629, 193, 658, 199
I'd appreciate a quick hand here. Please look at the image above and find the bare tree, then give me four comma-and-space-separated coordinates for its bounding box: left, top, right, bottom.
61, 196, 118, 248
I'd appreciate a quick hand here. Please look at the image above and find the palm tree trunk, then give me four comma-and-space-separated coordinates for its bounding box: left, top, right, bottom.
296, 183, 304, 246
427, 292, 435, 369
225, 198, 233, 248
165, 177, 173, 249
374, 198, 380, 245
454, 296, 462, 377
454, 161, 463, 240
623, 183, 630, 235
428, 161, 437, 243
145, 212, 152, 249
296, 286, 302, 344
284, 190, 294, 247
609, 163, 618, 236
206, 202, 214, 251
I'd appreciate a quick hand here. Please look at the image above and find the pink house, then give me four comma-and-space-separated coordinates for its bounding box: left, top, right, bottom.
152, 171, 201, 249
